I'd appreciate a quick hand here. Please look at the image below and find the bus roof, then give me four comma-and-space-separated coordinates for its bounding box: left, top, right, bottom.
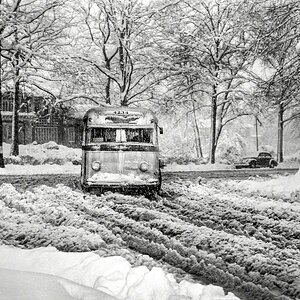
83, 106, 158, 126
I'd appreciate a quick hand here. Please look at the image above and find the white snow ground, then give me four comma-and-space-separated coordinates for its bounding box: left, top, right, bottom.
0, 142, 242, 300
0, 245, 239, 300
223, 169, 300, 199
0, 161, 81, 175
0, 142, 299, 299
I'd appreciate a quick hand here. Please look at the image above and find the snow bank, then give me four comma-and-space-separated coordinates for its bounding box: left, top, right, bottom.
3, 142, 81, 165
284, 150, 300, 164
228, 169, 300, 200
0, 162, 80, 175
1, 142, 236, 173
0, 267, 116, 300
0, 245, 239, 300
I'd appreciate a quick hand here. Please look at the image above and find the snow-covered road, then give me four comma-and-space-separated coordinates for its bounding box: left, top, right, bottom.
0, 179, 299, 300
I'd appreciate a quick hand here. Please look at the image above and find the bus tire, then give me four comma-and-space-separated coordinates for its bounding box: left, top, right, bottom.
145, 188, 158, 200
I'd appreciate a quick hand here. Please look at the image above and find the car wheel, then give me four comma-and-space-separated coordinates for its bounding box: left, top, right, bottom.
249, 161, 256, 168
269, 161, 275, 168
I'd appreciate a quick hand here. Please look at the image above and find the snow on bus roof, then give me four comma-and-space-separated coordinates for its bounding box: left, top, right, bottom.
83, 107, 158, 125
84, 106, 156, 116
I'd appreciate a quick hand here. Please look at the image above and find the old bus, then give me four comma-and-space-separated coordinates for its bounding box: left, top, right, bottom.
81, 106, 163, 194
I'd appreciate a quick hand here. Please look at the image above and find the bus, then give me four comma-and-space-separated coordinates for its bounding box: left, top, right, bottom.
80, 106, 163, 194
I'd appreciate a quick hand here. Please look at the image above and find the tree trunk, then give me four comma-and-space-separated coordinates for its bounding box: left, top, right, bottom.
105, 54, 111, 105
209, 89, 217, 164
58, 113, 65, 145
0, 87, 5, 168
192, 100, 203, 158
10, 56, 20, 156
0, 40, 5, 167
119, 43, 127, 106
277, 103, 284, 163
105, 77, 111, 105
121, 95, 128, 106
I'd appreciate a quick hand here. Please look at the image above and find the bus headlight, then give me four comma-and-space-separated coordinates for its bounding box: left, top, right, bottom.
139, 162, 149, 172
91, 161, 101, 171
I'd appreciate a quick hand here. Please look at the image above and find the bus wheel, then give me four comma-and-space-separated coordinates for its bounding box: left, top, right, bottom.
145, 189, 158, 200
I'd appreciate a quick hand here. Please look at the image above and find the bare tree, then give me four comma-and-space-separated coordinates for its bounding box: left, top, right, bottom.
0, 0, 23, 161
157, 0, 256, 163
71, 0, 177, 107
251, 0, 300, 162
0, 0, 71, 156
0, 67, 4, 167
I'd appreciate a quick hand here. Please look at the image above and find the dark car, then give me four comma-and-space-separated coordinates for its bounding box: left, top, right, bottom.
235, 152, 278, 169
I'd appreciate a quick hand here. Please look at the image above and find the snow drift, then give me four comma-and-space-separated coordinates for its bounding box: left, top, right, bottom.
0, 245, 239, 300
225, 169, 300, 200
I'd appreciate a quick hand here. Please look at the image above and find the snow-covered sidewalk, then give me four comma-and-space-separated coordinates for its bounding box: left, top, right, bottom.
0, 162, 81, 175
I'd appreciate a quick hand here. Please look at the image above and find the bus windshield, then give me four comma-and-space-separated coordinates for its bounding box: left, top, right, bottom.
88, 128, 154, 144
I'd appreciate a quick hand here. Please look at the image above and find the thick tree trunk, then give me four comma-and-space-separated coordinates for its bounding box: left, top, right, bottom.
0, 89, 5, 168
277, 103, 284, 163
10, 61, 20, 156
209, 89, 217, 164
0, 41, 5, 167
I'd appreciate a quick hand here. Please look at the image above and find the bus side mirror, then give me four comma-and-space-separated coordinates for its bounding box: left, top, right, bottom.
159, 127, 164, 134
159, 158, 166, 168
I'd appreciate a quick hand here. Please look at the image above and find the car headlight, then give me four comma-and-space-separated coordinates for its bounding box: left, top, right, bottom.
139, 162, 149, 172
91, 161, 101, 171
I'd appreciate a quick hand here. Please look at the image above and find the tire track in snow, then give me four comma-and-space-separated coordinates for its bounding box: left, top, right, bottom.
0, 180, 299, 300
77, 191, 300, 300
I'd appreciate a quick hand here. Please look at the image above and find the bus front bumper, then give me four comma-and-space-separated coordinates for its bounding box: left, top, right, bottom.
82, 172, 160, 191
82, 181, 160, 194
